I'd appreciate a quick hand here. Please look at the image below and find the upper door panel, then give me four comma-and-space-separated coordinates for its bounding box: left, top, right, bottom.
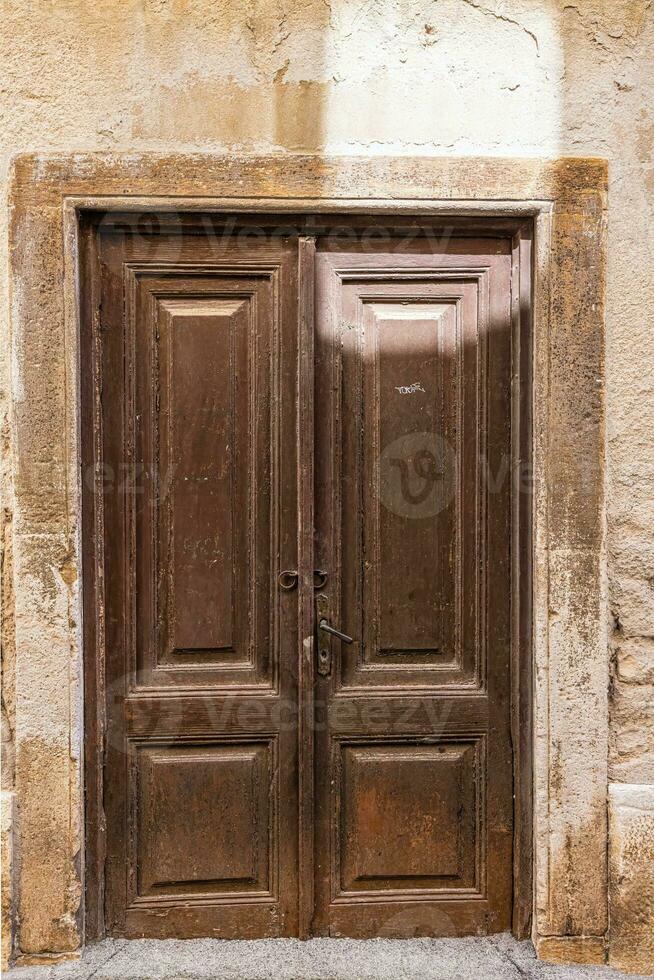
131, 269, 278, 690
315, 243, 506, 693
96, 233, 299, 693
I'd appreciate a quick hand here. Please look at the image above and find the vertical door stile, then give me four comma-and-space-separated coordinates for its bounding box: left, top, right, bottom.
297, 234, 316, 938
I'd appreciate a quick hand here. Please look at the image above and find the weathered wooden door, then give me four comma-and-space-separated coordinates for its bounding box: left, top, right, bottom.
85, 220, 517, 940
312, 235, 514, 937
88, 225, 301, 938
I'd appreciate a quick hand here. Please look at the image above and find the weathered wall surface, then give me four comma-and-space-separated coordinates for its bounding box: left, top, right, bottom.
1, 0, 652, 972
609, 785, 654, 974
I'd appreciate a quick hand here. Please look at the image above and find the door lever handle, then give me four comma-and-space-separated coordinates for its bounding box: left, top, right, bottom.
315, 594, 354, 676
318, 618, 353, 644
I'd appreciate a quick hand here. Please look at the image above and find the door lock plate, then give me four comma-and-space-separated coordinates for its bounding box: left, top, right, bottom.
316, 593, 331, 677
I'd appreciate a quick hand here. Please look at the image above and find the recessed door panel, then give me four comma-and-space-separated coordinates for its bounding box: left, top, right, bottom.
157, 297, 251, 663
133, 739, 274, 900
131, 272, 277, 687
331, 277, 482, 689
372, 301, 458, 663
337, 739, 481, 895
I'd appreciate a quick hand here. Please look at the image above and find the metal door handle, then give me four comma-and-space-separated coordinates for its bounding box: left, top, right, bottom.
315, 594, 354, 676
318, 618, 353, 644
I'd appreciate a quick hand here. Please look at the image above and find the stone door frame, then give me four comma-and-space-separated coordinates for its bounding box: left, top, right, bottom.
7, 155, 607, 963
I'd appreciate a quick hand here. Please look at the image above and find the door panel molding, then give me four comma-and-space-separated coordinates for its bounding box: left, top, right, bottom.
128, 736, 277, 904
334, 736, 484, 899
317, 267, 489, 693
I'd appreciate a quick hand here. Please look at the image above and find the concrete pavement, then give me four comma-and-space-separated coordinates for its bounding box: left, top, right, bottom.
5, 934, 652, 980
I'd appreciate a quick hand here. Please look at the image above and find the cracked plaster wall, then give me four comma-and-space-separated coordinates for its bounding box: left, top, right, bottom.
1, 0, 652, 971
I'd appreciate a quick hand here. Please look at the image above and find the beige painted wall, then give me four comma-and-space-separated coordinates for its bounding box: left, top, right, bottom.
1, 0, 652, 971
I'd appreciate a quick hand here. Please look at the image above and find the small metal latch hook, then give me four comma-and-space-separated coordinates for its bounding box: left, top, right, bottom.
278, 570, 299, 591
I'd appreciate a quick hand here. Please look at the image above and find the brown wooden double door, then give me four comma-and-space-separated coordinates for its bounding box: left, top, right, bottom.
84, 217, 517, 940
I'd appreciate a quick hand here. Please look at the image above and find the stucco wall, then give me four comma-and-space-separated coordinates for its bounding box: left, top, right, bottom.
1, 0, 652, 972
